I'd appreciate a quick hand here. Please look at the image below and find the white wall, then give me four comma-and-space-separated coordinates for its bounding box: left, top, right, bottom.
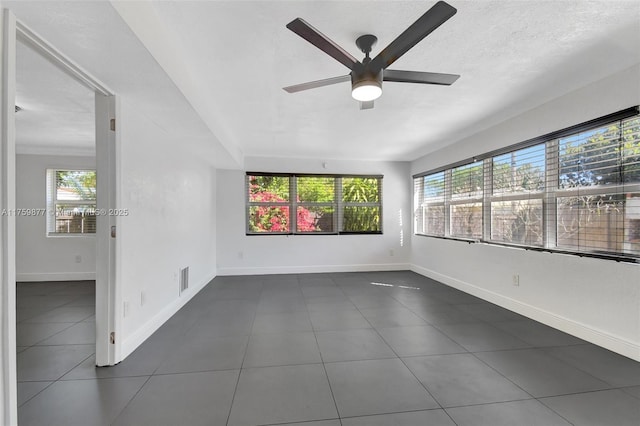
410, 64, 640, 361
117, 99, 218, 358
217, 157, 411, 275
0, 6, 19, 426
16, 154, 96, 281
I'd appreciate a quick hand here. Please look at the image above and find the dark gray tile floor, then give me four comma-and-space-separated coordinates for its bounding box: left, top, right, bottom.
16, 272, 640, 425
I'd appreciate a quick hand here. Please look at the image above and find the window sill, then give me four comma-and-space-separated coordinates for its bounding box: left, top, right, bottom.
47, 233, 96, 238
414, 233, 639, 264
246, 232, 383, 236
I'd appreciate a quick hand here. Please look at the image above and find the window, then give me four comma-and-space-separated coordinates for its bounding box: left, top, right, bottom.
297, 176, 336, 233
341, 177, 382, 233
414, 171, 445, 236
413, 106, 640, 261
450, 162, 483, 239
555, 118, 640, 254
491, 144, 545, 246
246, 173, 382, 235
46, 169, 97, 235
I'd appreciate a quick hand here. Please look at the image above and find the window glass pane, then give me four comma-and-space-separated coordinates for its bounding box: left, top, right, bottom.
419, 204, 444, 236
248, 175, 290, 202
450, 203, 482, 239
627, 194, 640, 254
342, 177, 379, 203
422, 172, 445, 202
55, 170, 96, 201
297, 206, 334, 232
559, 124, 621, 188
556, 193, 640, 255
248, 206, 290, 233
54, 204, 96, 234
342, 206, 381, 232
415, 172, 444, 236
297, 176, 334, 203
622, 117, 640, 183
491, 200, 543, 246
452, 163, 483, 199
493, 145, 545, 194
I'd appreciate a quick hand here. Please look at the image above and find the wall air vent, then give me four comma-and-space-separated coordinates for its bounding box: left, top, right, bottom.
179, 266, 189, 295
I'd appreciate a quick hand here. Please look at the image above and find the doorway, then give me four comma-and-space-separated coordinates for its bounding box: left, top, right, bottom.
1, 12, 119, 424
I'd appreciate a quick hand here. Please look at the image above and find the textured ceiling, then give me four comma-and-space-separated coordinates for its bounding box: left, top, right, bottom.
15, 40, 95, 155
7, 1, 640, 163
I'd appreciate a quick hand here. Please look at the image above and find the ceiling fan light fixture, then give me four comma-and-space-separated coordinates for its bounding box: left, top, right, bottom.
351, 80, 382, 102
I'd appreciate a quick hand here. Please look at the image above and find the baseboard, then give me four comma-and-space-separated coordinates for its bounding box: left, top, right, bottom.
119, 271, 215, 361
217, 263, 411, 276
411, 264, 640, 362
16, 272, 96, 282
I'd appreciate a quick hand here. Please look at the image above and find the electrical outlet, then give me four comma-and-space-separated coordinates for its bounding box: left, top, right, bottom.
123, 301, 130, 317
140, 291, 146, 306
389, 249, 395, 257
75, 255, 82, 263
512, 274, 520, 286
238, 251, 244, 260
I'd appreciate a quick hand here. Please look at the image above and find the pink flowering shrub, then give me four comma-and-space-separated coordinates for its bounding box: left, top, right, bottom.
249, 184, 317, 232
296, 207, 317, 232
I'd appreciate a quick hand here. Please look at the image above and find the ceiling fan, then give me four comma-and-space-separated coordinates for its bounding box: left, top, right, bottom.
283, 1, 460, 110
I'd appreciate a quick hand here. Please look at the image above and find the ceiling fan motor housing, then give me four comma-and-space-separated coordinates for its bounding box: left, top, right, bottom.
351, 63, 383, 92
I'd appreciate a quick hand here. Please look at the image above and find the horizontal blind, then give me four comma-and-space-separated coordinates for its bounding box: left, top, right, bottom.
47, 169, 97, 235
623, 117, 640, 254
450, 162, 483, 239
491, 144, 545, 246
553, 116, 640, 256
413, 107, 640, 261
246, 174, 291, 233
414, 171, 445, 236
339, 176, 383, 233
296, 176, 336, 233
246, 173, 383, 235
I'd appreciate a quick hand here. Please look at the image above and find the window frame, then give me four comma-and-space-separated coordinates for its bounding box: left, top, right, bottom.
246, 172, 383, 236
413, 106, 640, 263
46, 168, 97, 237
488, 143, 546, 247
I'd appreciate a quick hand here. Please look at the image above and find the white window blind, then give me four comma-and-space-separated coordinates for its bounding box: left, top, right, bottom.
450, 162, 483, 239
246, 173, 383, 235
414, 171, 445, 236
554, 117, 640, 255
413, 107, 640, 261
340, 177, 382, 233
247, 174, 291, 233
491, 144, 545, 246
46, 169, 97, 235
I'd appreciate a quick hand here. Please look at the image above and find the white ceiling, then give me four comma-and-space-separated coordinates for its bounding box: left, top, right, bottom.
15, 40, 95, 155
7, 1, 640, 163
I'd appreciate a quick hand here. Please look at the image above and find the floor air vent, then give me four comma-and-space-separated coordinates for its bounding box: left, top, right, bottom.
179, 266, 189, 294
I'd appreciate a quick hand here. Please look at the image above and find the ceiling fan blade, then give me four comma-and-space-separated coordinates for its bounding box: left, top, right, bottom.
370, 1, 457, 71
384, 69, 459, 85
287, 18, 358, 70
283, 75, 351, 93
360, 101, 375, 110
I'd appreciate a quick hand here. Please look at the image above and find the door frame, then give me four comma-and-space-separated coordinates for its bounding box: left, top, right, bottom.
15, 14, 120, 366
1, 10, 120, 423
1, 9, 18, 426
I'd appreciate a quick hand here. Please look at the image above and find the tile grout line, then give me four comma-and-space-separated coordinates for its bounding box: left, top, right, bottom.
385, 287, 597, 425
225, 277, 264, 426
307, 275, 343, 425
340, 280, 455, 423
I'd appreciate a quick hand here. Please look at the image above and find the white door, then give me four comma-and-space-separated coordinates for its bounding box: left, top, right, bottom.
95, 94, 119, 366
